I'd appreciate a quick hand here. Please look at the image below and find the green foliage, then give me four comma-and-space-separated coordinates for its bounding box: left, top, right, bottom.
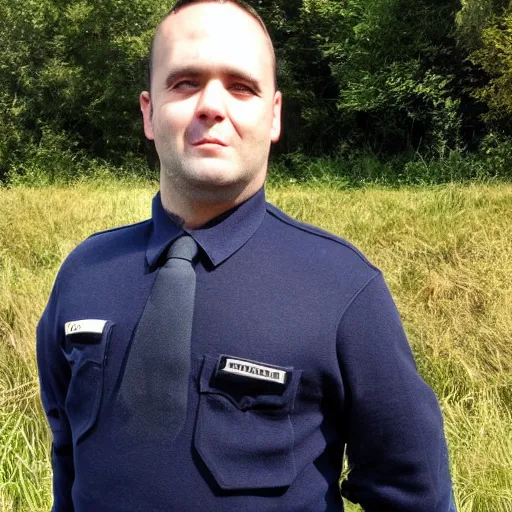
5, 128, 87, 186
455, 0, 502, 51
478, 132, 512, 172
268, 145, 512, 187
470, 4, 512, 130
306, 0, 465, 156
2, 0, 512, 183
257, 0, 341, 154
0, 0, 167, 181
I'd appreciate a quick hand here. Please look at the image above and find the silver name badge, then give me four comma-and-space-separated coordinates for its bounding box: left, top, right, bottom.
65, 319, 107, 336
218, 357, 288, 385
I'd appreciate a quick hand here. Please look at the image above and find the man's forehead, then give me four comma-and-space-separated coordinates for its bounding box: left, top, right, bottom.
153, 2, 273, 72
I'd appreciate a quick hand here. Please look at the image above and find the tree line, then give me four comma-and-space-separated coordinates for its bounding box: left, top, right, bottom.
2, 0, 512, 184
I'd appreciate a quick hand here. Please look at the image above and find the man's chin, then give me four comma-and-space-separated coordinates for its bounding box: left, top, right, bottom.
162, 159, 263, 202
185, 163, 243, 189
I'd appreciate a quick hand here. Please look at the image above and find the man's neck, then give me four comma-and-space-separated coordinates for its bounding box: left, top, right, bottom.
159, 176, 264, 229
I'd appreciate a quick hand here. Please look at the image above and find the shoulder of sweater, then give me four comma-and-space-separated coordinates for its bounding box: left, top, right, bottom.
265, 202, 380, 274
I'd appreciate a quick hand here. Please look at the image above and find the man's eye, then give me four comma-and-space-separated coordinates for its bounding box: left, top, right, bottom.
173, 80, 199, 90
231, 83, 254, 94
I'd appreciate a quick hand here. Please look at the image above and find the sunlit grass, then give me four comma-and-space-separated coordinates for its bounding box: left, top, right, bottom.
1, 181, 511, 511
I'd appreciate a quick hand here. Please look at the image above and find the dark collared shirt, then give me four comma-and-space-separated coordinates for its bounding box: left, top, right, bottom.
37, 188, 453, 511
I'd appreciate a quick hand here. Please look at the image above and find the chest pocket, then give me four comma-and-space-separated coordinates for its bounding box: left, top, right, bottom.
61, 320, 114, 444
194, 354, 302, 491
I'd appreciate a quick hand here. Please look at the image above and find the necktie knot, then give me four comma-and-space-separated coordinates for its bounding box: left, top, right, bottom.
165, 235, 198, 264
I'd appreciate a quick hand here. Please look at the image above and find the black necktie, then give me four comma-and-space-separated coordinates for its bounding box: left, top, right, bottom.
119, 235, 198, 440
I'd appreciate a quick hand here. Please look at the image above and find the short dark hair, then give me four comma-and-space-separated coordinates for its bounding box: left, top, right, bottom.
146, 0, 277, 93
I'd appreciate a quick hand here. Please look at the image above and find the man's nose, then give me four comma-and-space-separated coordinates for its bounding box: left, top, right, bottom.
195, 81, 226, 124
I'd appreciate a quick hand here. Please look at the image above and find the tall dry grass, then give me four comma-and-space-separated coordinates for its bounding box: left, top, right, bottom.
1, 181, 511, 511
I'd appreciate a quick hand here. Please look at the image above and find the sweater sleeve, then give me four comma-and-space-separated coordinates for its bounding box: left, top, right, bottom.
36, 279, 75, 511
337, 272, 453, 511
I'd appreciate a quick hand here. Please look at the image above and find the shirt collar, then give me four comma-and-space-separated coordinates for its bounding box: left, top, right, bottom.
146, 188, 266, 269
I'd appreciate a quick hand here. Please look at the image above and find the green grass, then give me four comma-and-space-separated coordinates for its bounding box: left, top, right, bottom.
1, 181, 511, 511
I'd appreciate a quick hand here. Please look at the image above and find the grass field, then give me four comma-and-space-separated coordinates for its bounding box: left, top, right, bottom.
1, 181, 511, 511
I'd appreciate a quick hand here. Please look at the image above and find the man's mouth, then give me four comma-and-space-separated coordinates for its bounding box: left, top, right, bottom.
192, 138, 227, 147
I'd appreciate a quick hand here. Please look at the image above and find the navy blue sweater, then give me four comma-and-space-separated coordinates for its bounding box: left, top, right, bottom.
37, 189, 453, 511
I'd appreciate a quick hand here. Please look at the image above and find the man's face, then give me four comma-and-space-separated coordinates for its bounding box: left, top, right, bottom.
140, 2, 281, 202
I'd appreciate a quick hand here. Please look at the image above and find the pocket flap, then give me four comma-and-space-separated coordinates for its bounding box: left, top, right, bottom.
200, 354, 300, 412
194, 354, 301, 490
61, 320, 114, 443
63, 319, 111, 366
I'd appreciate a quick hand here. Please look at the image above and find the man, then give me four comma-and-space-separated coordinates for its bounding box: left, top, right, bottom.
37, 1, 456, 510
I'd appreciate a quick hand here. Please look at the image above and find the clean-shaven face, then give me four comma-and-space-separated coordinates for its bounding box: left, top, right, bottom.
141, 2, 281, 203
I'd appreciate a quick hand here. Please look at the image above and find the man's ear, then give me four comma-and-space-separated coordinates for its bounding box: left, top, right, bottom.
140, 91, 154, 140
270, 90, 282, 143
